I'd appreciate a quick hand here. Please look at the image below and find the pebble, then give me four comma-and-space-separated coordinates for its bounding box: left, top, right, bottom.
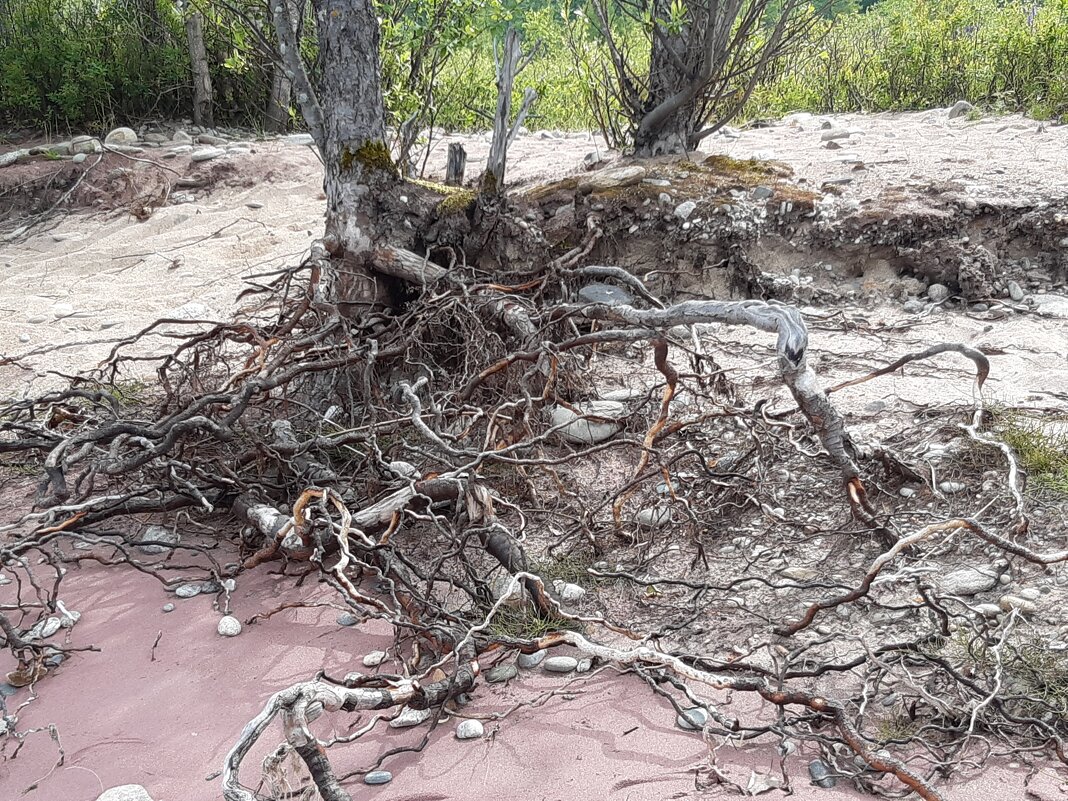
217, 616, 242, 637
246, 201, 264, 209
517, 649, 546, 668
674, 200, 697, 220
676, 707, 708, 730
389, 707, 431, 728
138, 524, 178, 554
95, 786, 154, 801
975, 603, 1001, 618
575, 657, 593, 673
999, 595, 1036, 615
558, 583, 586, 602
337, 612, 359, 627
162, 603, 175, 613
544, 656, 579, 673
18, 333, 29, 343
899, 487, 916, 498
0, 683, 17, 697
938, 481, 967, 494
28, 617, 61, 640
53, 302, 74, 318
781, 566, 818, 582
636, 507, 671, 528
1007, 280, 1025, 302
928, 283, 951, 302
937, 565, 1000, 596
455, 719, 484, 739
485, 664, 518, 684
175, 583, 202, 598
26, 314, 47, 323
752, 185, 774, 200
364, 770, 392, 785
72, 152, 88, 164
195, 133, 227, 146
190, 146, 226, 162
903, 299, 924, 314
1019, 588, 1042, 601
363, 650, 387, 667
808, 759, 837, 788
549, 400, 624, 445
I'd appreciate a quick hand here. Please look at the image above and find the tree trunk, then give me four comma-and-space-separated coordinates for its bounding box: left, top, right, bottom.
310, 0, 400, 306
263, 0, 303, 132
184, 7, 214, 128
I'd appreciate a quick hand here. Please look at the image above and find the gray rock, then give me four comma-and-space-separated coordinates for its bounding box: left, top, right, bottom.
1000, 595, 1036, 615
138, 524, 178, 555
364, 770, 393, 785
781, 566, 818, 582
1007, 280, 1025, 302
337, 612, 360, 627
162, 603, 175, 613
28, 617, 61, 640
558, 583, 586, 602
72, 153, 88, 164
635, 507, 671, 529
517, 649, 546, 668
808, 759, 836, 788
0, 683, 17, 697
455, 719, 484, 739
578, 165, 646, 194
752, 185, 774, 200
820, 128, 852, 141
196, 133, 227, 146
643, 178, 671, 187
549, 400, 625, 445
107, 144, 145, 154
676, 707, 708, 731
937, 565, 1000, 596
388, 460, 419, 479
96, 786, 154, 801
975, 603, 1001, 618
171, 130, 193, 144
71, 136, 102, 154
544, 656, 579, 673
903, 299, 924, 314
0, 151, 22, 168
389, 707, 431, 728
18, 333, 29, 343
191, 146, 225, 162
577, 282, 634, 306
142, 133, 170, 144
939, 481, 967, 494
1019, 587, 1042, 601
583, 151, 606, 170
363, 650, 387, 667
104, 127, 138, 146
175, 583, 202, 598
928, 283, 951, 302
485, 664, 519, 684
674, 200, 697, 220
217, 615, 242, 637
575, 657, 593, 673
948, 100, 974, 119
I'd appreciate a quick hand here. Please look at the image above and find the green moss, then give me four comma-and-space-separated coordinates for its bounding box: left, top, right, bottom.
701, 154, 793, 185
340, 139, 398, 178
436, 188, 476, 215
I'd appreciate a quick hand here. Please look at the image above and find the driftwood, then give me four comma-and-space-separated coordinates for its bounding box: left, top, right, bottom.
445, 142, 467, 186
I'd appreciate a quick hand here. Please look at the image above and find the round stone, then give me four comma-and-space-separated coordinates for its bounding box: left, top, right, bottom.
455, 719, 484, 740
676, 707, 708, 731
544, 656, 579, 673
175, 583, 201, 598
363, 650, 387, 667
217, 615, 242, 637
517, 649, 546, 669
364, 770, 392, 785
558, 583, 586, 602
162, 603, 175, 613
389, 707, 431, 728
337, 613, 359, 627
485, 664, 519, 684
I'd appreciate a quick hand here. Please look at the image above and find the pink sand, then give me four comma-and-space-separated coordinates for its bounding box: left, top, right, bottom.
0, 564, 1061, 800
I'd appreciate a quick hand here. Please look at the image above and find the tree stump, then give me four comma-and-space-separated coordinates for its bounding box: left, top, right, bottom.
445, 143, 467, 186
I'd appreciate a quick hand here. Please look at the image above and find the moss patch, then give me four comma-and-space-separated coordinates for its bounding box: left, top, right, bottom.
340, 139, 398, 178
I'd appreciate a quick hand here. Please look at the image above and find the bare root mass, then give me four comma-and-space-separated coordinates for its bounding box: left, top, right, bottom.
0, 216, 1064, 801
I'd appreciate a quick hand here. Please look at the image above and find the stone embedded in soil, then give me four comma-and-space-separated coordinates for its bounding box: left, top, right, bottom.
337, 612, 359, 627
517, 649, 546, 669
364, 770, 393, 785
455, 719, 484, 740
808, 759, 837, 788
820, 128, 852, 141
96, 786, 154, 801
104, 127, 138, 146
674, 200, 697, 220
575, 657, 593, 673
217, 616, 242, 637
485, 664, 519, 684
903, 299, 924, 313
71, 135, 102, 154
1000, 595, 1037, 615
752, 185, 774, 200
1008, 280, 1026, 302
635, 507, 671, 529
138, 524, 178, 554
191, 146, 225, 162
975, 603, 1001, 618
937, 564, 1001, 596
676, 707, 708, 731
389, 706, 432, 728
948, 100, 974, 119
939, 481, 967, 494
549, 400, 625, 445
196, 133, 227, 146
928, 283, 951, 302
1019, 588, 1042, 601
175, 583, 202, 599
363, 650, 387, 667
558, 583, 586, 602
781, 566, 819, 582
544, 656, 579, 673
577, 165, 645, 194
577, 282, 634, 306
0, 683, 18, 697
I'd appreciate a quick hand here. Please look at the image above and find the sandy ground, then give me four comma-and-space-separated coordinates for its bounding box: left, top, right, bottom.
2, 110, 1068, 800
